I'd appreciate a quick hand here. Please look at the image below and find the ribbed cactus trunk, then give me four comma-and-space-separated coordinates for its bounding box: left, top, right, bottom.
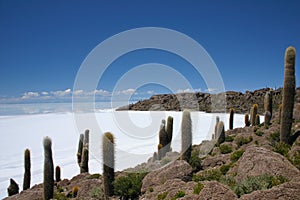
23, 148, 31, 190
264, 91, 273, 117
280, 46, 296, 144
102, 132, 115, 198
216, 121, 225, 145
214, 116, 220, 139
181, 110, 192, 162
264, 111, 271, 128
255, 114, 260, 125
250, 104, 258, 126
55, 166, 61, 182
157, 144, 163, 160
77, 134, 84, 167
159, 119, 168, 158
244, 113, 250, 127
229, 108, 234, 130
43, 137, 54, 200
80, 130, 89, 173
165, 116, 173, 152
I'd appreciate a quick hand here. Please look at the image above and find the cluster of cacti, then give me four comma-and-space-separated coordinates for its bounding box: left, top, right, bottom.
102, 132, 115, 198
244, 113, 250, 127
181, 110, 192, 162
280, 46, 296, 144
264, 111, 271, 127
80, 130, 89, 173
216, 121, 225, 145
250, 104, 258, 126
43, 136, 54, 200
264, 91, 273, 117
7, 178, 19, 196
55, 166, 61, 182
23, 148, 31, 191
229, 108, 234, 130
156, 116, 174, 160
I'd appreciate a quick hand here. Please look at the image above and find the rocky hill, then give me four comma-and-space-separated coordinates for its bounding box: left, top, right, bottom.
4, 88, 300, 200
117, 88, 287, 114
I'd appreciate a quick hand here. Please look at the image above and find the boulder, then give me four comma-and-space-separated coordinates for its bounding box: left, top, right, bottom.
201, 154, 231, 169
235, 146, 300, 182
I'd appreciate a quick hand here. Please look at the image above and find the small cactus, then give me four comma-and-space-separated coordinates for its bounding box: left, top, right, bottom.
244, 113, 250, 127
43, 136, 54, 200
7, 178, 19, 196
214, 116, 220, 136
229, 108, 234, 130
255, 114, 260, 125
250, 104, 258, 126
181, 110, 192, 162
264, 111, 271, 128
264, 91, 273, 117
80, 130, 89, 173
72, 186, 79, 198
102, 132, 115, 198
77, 134, 84, 167
23, 148, 31, 190
280, 46, 296, 144
216, 121, 225, 145
55, 166, 61, 182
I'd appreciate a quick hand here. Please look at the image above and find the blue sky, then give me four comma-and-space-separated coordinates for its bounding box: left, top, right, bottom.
0, 0, 299, 103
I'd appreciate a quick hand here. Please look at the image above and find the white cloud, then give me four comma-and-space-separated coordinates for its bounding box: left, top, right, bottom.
147, 90, 155, 95
21, 92, 39, 99
95, 89, 111, 96
116, 88, 136, 95
73, 90, 84, 95
51, 89, 72, 97
176, 88, 201, 93
41, 91, 49, 95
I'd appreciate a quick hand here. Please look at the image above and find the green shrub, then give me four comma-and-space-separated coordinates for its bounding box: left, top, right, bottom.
87, 173, 100, 179
160, 157, 172, 166
193, 183, 204, 194
273, 142, 291, 157
220, 164, 231, 175
255, 131, 264, 136
157, 191, 168, 200
219, 144, 233, 154
189, 150, 202, 172
230, 149, 245, 162
254, 140, 259, 145
53, 191, 68, 200
269, 131, 280, 143
225, 135, 235, 142
149, 187, 154, 192
289, 150, 300, 169
235, 136, 253, 147
233, 174, 287, 197
219, 175, 236, 188
113, 172, 147, 199
171, 190, 185, 199
89, 186, 104, 199
192, 168, 222, 182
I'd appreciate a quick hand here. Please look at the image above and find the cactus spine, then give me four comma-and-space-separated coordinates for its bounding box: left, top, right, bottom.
245, 113, 250, 127
23, 148, 31, 190
80, 130, 89, 173
43, 136, 54, 200
7, 178, 19, 196
229, 108, 234, 130
250, 104, 258, 126
77, 134, 84, 167
55, 166, 61, 182
181, 110, 192, 162
264, 91, 273, 117
280, 46, 296, 144
216, 121, 225, 145
264, 111, 271, 128
102, 132, 115, 198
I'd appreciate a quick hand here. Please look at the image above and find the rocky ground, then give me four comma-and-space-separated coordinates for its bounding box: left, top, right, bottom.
4, 88, 300, 200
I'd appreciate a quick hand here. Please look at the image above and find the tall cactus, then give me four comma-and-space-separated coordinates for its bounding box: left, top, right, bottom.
250, 104, 258, 126
229, 108, 234, 130
165, 116, 173, 152
280, 46, 296, 144
80, 130, 89, 173
264, 91, 273, 117
158, 119, 168, 158
244, 113, 250, 127
214, 116, 220, 138
181, 110, 192, 162
102, 132, 115, 198
43, 136, 54, 200
264, 111, 271, 128
23, 148, 31, 190
55, 166, 61, 182
216, 121, 225, 145
77, 134, 84, 167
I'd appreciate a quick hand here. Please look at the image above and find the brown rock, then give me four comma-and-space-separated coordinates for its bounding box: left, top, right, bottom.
141, 160, 192, 193
201, 154, 231, 169
235, 146, 300, 182
239, 181, 300, 200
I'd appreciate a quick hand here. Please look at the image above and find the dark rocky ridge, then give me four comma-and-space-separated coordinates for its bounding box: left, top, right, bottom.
117, 88, 290, 114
